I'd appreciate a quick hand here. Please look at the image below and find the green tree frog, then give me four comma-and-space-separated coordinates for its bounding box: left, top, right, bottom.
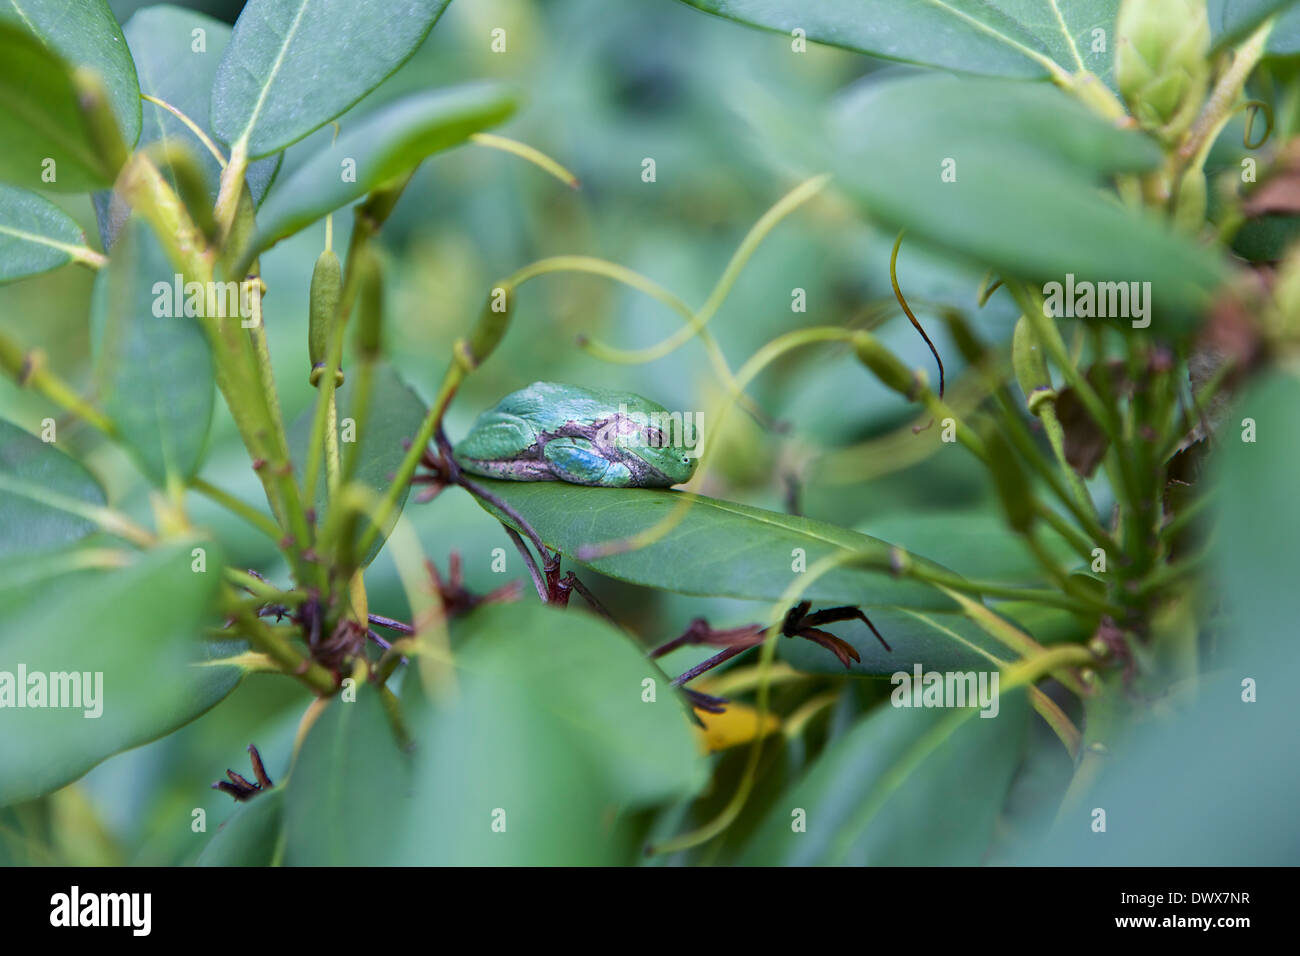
453, 381, 698, 488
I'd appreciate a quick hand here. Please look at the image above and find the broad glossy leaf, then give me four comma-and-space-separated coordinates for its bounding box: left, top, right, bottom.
0, 542, 243, 807
288, 362, 428, 567
211, 0, 451, 158
396, 602, 707, 864
93, 6, 282, 251
0, 23, 114, 192
466, 478, 960, 610
861, 510, 1078, 585
0, 0, 141, 149
91, 217, 214, 485
828, 74, 1228, 326
777, 606, 1015, 676
0, 184, 88, 282
677, 0, 1117, 79
197, 786, 284, 866
0, 418, 107, 557
283, 686, 408, 865
247, 84, 516, 264
739, 688, 1028, 864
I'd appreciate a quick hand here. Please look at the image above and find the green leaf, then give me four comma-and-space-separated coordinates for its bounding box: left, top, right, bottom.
827, 74, 1228, 326
91, 216, 215, 486
861, 509, 1078, 586
246, 84, 517, 265
0, 23, 114, 192
92, 5, 283, 250
0, 0, 141, 150
1268, 3, 1300, 51
1209, 0, 1300, 50
282, 685, 408, 865
465, 478, 961, 609
0, 184, 89, 282
0, 418, 107, 557
197, 786, 284, 866
396, 602, 707, 864
0, 541, 243, 807
288, 362, 428, 567
739, 688, 1028, 864
777, 606, 1015, 676
676, 0, 1118, 79
211, 0, 452, 158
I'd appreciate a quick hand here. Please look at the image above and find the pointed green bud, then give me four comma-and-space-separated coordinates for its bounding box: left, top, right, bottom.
853, 331, 920, 399
308, 249, 343, 388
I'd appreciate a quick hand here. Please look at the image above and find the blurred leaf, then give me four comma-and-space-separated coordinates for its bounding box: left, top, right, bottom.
676, 0, 1117, 79
0, 419, 106, 557
1230, 213, 1300, 261
396, 602, 707, 864
288, 362, 428, 567
247, 84, 517, 264
197, 786, 284, 866
0, 0, 141, 150
1024, 372, 1300, 863
1209, 0, 1300, 50
0, 541, 243, 807
739, 688, 1028, 864
777, 606, 1015, 676
93, 5, 283, 251
211, 0, 451, 158
827, 74, 1228, 325
0, 23, 115, 192
91, 216, 215, 485
1269, 3, 1300, 51
283, 686, 407, 865
467, 478, 961, 609
0, 184, 88, 282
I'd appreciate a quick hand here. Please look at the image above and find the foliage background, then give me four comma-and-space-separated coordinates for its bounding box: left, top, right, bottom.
1, 0, 1296, 866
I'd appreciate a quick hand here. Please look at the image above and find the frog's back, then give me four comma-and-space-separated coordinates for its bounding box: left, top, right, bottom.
499, 382, 669, 424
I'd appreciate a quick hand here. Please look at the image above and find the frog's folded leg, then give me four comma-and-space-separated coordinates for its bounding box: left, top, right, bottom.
542, 437, 633, 487
453, 413, 551, 480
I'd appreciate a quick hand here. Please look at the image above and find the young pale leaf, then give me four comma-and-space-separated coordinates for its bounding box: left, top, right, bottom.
676, 0, 1117, 80
739, 689, 1029, 864
245, 84, 516, 266
0, 184, 89, 283
465, 478, 960, 610
90, 217, 215, 486
0, 23, 115, 192
0, 542, 243, 807
0, 0, 141, 150
396, 602, 708, 864
0, 419, 107, 556
211, 0, 452, 158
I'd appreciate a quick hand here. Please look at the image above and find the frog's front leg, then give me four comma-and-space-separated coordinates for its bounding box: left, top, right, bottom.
542, 437, 633, 487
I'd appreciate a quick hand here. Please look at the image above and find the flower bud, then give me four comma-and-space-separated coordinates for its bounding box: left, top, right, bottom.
1116, 0, 1210, 142
308, 249, 343, 388
853, 331, 919, 399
